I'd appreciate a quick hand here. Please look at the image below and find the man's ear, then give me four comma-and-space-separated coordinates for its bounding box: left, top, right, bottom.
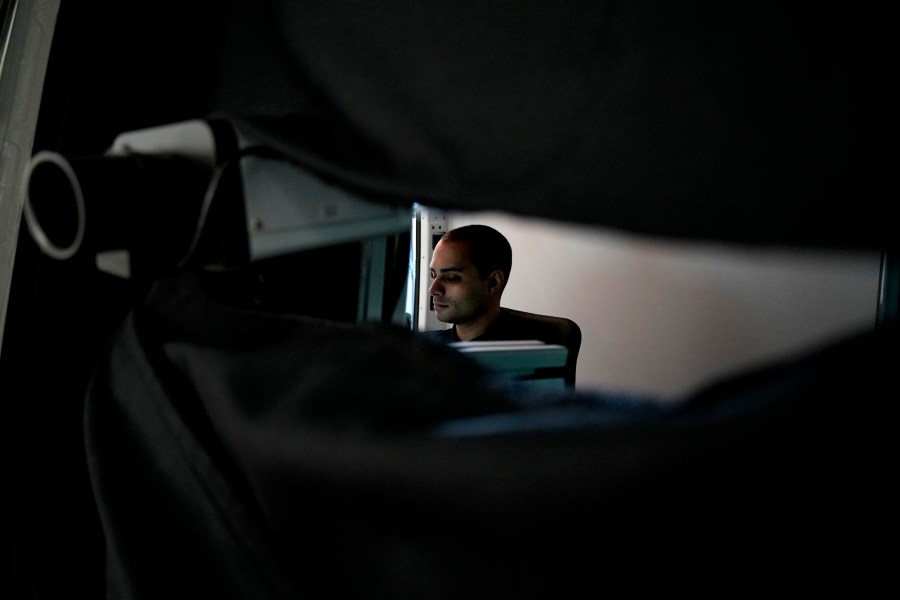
487, 270, 505, 296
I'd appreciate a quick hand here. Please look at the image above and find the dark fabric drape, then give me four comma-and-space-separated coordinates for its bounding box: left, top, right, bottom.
85, 269, 897, 597
209, 1, 896, 250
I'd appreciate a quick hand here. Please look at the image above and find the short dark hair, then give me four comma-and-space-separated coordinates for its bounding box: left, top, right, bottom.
441, 224, 512, 282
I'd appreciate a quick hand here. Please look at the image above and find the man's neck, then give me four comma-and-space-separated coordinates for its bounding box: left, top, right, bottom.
454, 306, 503, 341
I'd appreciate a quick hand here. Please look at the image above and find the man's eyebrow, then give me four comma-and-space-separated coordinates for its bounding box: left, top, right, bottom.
434, 266, 465, 274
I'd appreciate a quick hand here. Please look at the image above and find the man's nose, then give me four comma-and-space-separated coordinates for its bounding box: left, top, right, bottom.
428, 278, 441, 295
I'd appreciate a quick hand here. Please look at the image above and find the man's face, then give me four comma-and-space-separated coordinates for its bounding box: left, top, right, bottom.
428, 239, 493, 325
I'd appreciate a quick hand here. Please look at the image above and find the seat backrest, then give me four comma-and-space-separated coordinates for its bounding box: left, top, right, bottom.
503, 308, 582, 387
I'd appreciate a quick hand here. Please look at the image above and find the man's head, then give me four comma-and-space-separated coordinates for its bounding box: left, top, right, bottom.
428, 225, 512, 335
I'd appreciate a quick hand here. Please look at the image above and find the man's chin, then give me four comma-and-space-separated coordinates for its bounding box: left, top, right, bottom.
433, 308, 455, 323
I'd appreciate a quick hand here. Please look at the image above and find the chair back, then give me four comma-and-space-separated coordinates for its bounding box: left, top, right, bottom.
503, 308, 582, 387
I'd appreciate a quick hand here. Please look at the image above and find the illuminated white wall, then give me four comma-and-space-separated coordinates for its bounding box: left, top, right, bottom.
444, 210, 881, 400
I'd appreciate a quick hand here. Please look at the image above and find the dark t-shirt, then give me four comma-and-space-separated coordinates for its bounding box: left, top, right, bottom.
424, 309, 549, 344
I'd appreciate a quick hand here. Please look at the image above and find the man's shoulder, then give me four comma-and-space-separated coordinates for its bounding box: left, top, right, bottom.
497, 308, 533, 326
478, 308, 566, 343
475, 308, 538, 341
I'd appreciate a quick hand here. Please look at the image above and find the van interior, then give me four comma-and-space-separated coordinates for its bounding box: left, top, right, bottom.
2, 2, 896, 598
